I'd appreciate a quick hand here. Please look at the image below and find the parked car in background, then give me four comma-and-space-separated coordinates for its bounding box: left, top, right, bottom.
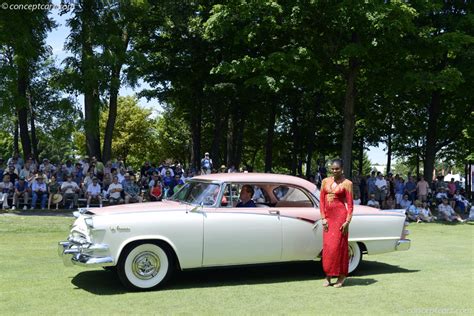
59, 173, 410, 290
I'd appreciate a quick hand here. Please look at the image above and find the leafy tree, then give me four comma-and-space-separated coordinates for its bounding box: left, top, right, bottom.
99, 96, 159, 169
0, 0, 54, 159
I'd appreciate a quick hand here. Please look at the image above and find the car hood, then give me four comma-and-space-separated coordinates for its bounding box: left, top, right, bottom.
86, 200, 190, 216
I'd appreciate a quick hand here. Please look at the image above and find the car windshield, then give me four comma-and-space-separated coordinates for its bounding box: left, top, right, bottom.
170, 181, 221, 206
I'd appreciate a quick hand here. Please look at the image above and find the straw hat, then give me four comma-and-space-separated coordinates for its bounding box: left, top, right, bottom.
51, 194, 63, 204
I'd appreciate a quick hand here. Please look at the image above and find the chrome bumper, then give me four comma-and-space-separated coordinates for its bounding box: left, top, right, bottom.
58, 240, 114, 267
395, 239, 411, 251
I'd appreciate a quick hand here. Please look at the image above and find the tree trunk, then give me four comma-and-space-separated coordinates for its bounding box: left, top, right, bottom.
358, 137, 364, 174
234, 109, 245, 168
341, 59, 358, 176
226, 114, 234, 168
82, 1, 102, 160
210, 104, 225, 168
423, 91, 441, 184
17, 65, 31, 160
386, 133, 392, 174
13, 116, 19, 154
102, 30, 129, 163
191, 100, 202, 170
102, 71, 119, 163
264, 103, 276, 173
29, 96, 39, 162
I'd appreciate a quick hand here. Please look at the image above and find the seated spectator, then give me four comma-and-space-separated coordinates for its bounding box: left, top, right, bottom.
383, 194, 396, 210
252, 185, 266, 203
48, 175, 61, 210
419, 201, 435, 222
394, 177, 405, 208
6, 165, 18, 185
12, 176, 29, 210
453, 190, 470, 214
107, 176, 123, 205
173, 174, 184, 192
19, 163, 34, 183
400, 194, 412, 210
39, 158, 56, 178
404, 176, 417, 202
73, 162, 84, 185
61, 174, 80, 209
438, 198, 465, 223
407, 200, 422, 222
0, 174, 13, 210
435, 188, 448, 204
367, 194, 380, 209
124, 175, 143, 204
31, 175, 48, 210
0, 157, 5, 179
82, 170, 94, 192
374, 172, 387, 205
86, 177, 102, 208
236, 185, 256, 208
149, 179, 163, 202
102, 172, 112, 192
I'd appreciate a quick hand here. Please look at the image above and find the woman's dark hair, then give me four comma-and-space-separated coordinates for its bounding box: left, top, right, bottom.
331, 158, 344, 168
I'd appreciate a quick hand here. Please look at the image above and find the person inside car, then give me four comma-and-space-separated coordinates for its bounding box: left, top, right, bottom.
236, 185, 256, 207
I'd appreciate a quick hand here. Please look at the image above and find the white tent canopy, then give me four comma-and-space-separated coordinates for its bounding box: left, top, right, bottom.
443, 174, 465, 183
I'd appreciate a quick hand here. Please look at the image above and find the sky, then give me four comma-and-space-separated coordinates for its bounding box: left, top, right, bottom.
44, 3, 389, 165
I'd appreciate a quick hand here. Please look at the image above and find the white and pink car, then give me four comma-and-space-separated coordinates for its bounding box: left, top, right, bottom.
58, 173, 410, 290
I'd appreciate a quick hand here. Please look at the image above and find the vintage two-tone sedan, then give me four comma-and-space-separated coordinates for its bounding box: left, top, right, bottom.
58, 173, 410, 290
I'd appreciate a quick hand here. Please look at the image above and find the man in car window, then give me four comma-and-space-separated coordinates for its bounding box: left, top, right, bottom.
237, 185, 256, 207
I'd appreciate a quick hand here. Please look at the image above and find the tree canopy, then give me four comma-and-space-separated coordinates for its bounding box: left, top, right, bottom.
0, 0, 472, 181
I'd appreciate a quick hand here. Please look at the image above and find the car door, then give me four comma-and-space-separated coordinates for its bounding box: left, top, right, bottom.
202, 183, 282, 266
274, 185, 323, 261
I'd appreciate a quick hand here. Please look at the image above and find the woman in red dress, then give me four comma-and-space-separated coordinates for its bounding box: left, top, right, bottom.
319, 159, 353, 288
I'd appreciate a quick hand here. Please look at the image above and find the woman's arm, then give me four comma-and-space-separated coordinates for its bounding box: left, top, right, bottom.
319, 178, 326, 219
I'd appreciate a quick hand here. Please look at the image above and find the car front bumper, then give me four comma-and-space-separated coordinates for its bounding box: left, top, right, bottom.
58, 239, 114, 267
395, 239, 411, 251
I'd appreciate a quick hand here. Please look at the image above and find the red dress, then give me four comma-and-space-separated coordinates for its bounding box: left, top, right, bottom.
320, 177, 354, 276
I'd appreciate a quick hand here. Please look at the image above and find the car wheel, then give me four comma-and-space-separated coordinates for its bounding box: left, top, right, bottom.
348, 242, 362, 274
117, 242, 173, 290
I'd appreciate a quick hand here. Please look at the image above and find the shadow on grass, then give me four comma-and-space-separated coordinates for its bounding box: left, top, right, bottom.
71, 260, 418, 295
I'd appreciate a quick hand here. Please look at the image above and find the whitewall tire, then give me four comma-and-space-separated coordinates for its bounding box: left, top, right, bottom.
117, 242, 174, 290
348, 242, 362, 274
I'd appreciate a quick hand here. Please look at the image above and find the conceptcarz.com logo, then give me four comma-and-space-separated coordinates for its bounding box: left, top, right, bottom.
1, 2, 75, 11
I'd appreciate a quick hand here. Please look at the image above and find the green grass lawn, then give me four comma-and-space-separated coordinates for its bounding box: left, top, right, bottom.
0, 214, 472, 315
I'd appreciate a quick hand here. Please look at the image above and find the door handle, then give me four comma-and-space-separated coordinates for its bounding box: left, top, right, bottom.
269, 210, 280, 215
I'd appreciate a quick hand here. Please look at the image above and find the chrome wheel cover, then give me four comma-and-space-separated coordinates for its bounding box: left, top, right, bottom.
132, 251, 161, 280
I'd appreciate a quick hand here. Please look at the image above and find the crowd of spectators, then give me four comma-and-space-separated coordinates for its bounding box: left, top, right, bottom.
0, 152, 472, 224
344, 170, 471, 223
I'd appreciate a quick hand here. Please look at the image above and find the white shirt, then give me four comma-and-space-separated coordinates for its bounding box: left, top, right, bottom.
367, 199, 380, 208
87, 183, 101, 196
400, 199, 412, 210
161, 167, 174, 178
375, 178, 387, 191
117, 173, 125, 184
107, 183, 123, 199
61, 181, 79, 194
438, 203, 455, 216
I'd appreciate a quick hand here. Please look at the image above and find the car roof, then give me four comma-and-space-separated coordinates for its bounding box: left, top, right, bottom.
192, 173, 317, 193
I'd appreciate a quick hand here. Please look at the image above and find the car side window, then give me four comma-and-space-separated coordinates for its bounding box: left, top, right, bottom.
273, 185, 314, 207
222, 183, 241, 207
252, 185, 268, 203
